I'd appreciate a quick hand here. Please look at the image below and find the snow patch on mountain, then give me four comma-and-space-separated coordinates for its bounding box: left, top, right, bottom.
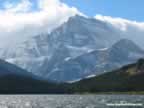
85, 74, 96, 79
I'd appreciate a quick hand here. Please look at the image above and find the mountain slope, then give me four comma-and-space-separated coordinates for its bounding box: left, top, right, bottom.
0, 59, 32, 77
0, 59, 68, 94
40, 39, 144, 82
70, 59, 144, 92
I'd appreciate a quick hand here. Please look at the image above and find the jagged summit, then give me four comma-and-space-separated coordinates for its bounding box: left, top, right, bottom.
65, 15, 112, 33
112, 39, 142, 50
108, 39, 144, 64
68, 15, 105, 24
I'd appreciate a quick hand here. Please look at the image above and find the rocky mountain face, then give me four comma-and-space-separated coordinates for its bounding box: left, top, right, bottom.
0, 15, 143, 82
39, 39, 144, 82
108, 39, 144, 62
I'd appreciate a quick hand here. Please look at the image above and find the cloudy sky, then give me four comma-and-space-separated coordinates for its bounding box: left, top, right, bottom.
63, 0, 144, 21
0, 0, 144, 47
0, 0, 78, 35
0, 0, 79, 46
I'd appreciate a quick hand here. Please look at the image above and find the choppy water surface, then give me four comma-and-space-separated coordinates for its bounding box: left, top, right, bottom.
0, 95, 143, 108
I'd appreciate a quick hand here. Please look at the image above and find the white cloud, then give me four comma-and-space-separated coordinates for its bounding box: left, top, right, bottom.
0, 0, 79, 46
95, 14, 144, 47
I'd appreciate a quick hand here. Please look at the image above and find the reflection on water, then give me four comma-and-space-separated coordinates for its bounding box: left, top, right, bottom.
0, 95, 143, 108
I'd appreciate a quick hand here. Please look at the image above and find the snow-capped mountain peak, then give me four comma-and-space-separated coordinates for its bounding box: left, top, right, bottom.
0, 15, 143, 82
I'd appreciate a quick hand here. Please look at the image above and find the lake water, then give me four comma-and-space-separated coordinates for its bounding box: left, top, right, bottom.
0, 95, 143, 108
